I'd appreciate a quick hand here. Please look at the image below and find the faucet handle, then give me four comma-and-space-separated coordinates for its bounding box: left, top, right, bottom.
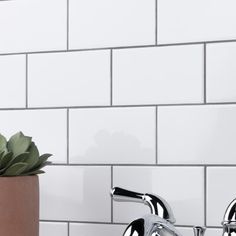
193, 226, 206, 236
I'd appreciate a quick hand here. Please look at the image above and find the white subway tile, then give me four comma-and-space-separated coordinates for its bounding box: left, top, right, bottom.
113, 167, 204, 225
0, 55, 25, 108
69, 0, 155, 49
69, 107, 156, 164
207, 42, 236, 102
158, 105, 236, 164
28, 51, 110, 107
176, 227, 192, 236
0, 109, 67, 163
40, 222, 67, 236
205, 228, 222, 236
0, 0, 66, 53
158, 0, 236, 43
207, 167, 236, 226
40, 166, 111, 222
113, 45, 203, 105
70, 223, 126, 236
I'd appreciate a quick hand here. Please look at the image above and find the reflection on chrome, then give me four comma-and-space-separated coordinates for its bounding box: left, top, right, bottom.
222, 199, 236, 236
111, 187, 206, 236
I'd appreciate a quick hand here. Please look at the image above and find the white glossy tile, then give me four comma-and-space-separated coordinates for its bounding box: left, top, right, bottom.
158, 105, 236, 164
205, 228, 222, 236
176, 227, 192, 236
113, 45, 203, 105
69, 107, 156, 164
70, 223, 126, 236
207, 167, 236, 226
0, 109, 67, 163
113, 167, 204, 225
40, 166, 111, 222
0, 55, 25, 108
207, 42, 236, 102
158, 0, 236, 43
28, 51, 110, 107
0, 0, 66, 53
69, 0, 155, 49
40, 222, 67, 236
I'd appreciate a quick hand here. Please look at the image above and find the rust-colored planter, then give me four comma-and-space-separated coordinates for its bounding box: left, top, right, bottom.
0, 175, 39, 236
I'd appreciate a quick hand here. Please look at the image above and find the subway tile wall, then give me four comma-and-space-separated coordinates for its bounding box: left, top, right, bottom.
0, 0, 235, 235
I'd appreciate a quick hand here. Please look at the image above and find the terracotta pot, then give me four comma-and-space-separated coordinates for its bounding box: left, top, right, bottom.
0, 175, 39, 236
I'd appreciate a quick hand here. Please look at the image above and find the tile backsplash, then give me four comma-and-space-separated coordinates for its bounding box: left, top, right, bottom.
1, 0, 236, 235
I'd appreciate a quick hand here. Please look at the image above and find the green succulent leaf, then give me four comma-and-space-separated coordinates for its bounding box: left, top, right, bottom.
0, 134, 7, 153
28, 142, 39, 159
0, 152, 13, 170
25, 161, 51, 174
10, 152, 29, 166
0, 132, 52, 176
0, 151, 10, 175
22, 142, 40, 171
26, 169, 45, 175
0, 151, 5, 162
3, 162, 28, 176
7, 132, 32, 157
36, 153, 52, 167
0, 152, 29, 175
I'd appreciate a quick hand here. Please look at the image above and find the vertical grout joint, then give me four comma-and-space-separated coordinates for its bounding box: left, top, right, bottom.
111, 165, 113, 223
204, 166, 207, 227
25, 54, 28, 108
110, 49, 113, 106
155, 0, 158, 45
67, 109, 70, 164
67, 0, 70, 50
155, 106, 158, 164
204, 43, 207, 104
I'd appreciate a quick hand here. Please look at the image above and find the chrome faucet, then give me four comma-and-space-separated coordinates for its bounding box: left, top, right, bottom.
222, 198, 236, 236
111, 187, 206, 236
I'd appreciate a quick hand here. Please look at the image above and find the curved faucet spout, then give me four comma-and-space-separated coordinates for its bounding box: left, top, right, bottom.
111, 187, 207, 236
111, 187, 176, 224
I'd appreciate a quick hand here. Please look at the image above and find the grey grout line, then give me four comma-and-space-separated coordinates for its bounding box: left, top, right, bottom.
111, 165, 113, 223
67, 222, 70, 236
3, 101, 236, 112
155, 0, 158, 45
155, 106, 158, 164
0, 45, 155, 56
66, 109, 70, 164
204, 44, 207, 103
110, 49, 113, 106
40, 219, 128, 225
2, 17, 233, 229
1, 38, 236, 56
1, 4, 232, 230
67, 0, 69, 50
25, 54, 28, 108
40, 219, 222, 228
50, 163, 236, 167
204, 166, 207, 227
206, 226, 222, 229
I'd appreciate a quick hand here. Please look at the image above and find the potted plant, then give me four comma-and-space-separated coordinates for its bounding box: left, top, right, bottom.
0, 131, 52, 236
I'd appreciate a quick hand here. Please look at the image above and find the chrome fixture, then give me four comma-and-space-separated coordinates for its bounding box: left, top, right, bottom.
222, 198, 236, 236
111, 187, 206, 236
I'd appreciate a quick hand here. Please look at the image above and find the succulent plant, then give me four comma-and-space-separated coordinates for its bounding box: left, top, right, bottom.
0, 132, 52, 176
